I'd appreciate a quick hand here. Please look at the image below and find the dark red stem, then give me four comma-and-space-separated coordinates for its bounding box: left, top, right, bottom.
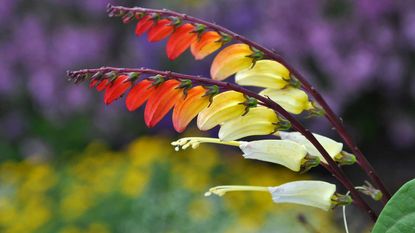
67, 67, 378, 221
106, 4, 391, 204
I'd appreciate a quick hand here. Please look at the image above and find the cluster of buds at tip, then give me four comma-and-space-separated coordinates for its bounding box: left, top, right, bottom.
205, 181, 351, 211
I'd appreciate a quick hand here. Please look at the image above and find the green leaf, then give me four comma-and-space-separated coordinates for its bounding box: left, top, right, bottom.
372, 179, 415, 233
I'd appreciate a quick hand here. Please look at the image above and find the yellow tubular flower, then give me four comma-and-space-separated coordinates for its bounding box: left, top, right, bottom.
197, 91, 247, 131
277, 131, 343, 163
218, 107, 278, 141
210, 43, 255, 81
239, 140, 309, 172
235, 59, 290, 89
205, 180, 339, 211
260, 87, 314, 114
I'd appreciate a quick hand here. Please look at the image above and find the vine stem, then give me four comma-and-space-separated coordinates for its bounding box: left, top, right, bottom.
106, 4, 391, 204
68, 67, 378, 221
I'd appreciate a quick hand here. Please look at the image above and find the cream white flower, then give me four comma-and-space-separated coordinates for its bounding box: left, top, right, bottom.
172, 137, 319, 172
277, 131, 343, 163
205, 180, 337, 211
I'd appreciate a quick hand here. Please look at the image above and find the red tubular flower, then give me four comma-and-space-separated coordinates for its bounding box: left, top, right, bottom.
104, 75, 132, 105
144, 80, 184, 127
147, 19, 174, 42
135, 15, 154, 36
166, 23, 198, 60
125, 79, 155, 111
191, 31, 222, 60
89, 79, 99, 88
95, 79, 110, 92
173, 86, 210, 133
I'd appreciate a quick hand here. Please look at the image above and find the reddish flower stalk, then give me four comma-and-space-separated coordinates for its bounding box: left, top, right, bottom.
106, 4, 390, 204
67, 67, 378, 221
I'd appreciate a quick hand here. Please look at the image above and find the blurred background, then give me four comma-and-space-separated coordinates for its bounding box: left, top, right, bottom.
1, 0, 415, 232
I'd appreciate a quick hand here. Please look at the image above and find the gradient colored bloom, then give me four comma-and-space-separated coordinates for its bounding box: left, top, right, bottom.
235, 59, 290, 89
147, 19, 174, 42
191, 31, 223, 60
278, 131, 343, 163
260, 87, 313, 114
104, 75, 132, 105
205, 180, 337, 211
172, 86, 210, 133
125, 79, 155, 111
172, 137, 319, 172
210, 43, 255, 81
135, 15, 154, 36
144, 79, 184, 127
166, 23, 198, 60
197, 91, 247, 131
218, 107, 278, 141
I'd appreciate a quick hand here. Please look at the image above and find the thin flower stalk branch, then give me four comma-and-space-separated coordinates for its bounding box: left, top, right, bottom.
68, 67, 377, 221
106, 4, 390, 203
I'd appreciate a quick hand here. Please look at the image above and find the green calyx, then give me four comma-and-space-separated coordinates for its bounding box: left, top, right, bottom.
334, 151, 357, 166
300, 154, 320, 173
356, 181, 383, 201
105, 71, 118, 82
217, 33, 232, 44
274, 117, 292, 131
168, 16, 182, 27
150, 75, 165, 87
241, 97, 258, 115
331, 193, 353, 207
127, 72, 140, 82
203, 85, 219, 106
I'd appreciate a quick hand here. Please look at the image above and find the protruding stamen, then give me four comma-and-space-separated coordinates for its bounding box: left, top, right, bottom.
204, 185, 268, 197
171, 137, 241, 151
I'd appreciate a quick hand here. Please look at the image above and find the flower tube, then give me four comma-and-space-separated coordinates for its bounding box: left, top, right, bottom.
235, 59, 290, 89
191, 31, 223, 60
218, 107, 279, 141
197, 91, 249, 131
205, 180, 351, 211
260, 87, 313, 114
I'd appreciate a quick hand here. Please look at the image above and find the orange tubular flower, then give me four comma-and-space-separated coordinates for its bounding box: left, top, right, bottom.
173, 86, 210, 133
191, 31, 222, 60
144, 80, 184, 127
166, 23, 198, 60
135, 15, 154, 36
125, 79, 155, 111
147, 19, 174, 42
104, 75, 132, 105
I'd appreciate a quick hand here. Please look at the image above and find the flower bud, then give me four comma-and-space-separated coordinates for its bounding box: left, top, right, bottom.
278, 131, 343, 164
197, 91, 247, 131
235, 59, 290, 89
210, 43, 255, 81
218, 107, 278, 141
260, 87, 313, 114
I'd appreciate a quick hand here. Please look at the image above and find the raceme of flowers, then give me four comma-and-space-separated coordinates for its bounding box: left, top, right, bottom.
68, 6, 356, 213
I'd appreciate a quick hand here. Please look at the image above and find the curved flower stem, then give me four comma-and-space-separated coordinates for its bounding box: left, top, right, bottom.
67, 67, 377, 221
106, 4, 391, 204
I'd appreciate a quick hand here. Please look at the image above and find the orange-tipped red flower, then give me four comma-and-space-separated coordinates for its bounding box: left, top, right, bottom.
147, 19, 174, 42
191, 31, 223, 60
173, 86, 210, 133
125, 79, 155, 111
104, 75, 132, 105
144, 80, 184, 127
166, 23, 198, 60
135, 15, 154, 36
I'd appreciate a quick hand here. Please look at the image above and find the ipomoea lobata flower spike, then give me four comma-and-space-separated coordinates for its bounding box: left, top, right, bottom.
210, 43, 260, 81
197, 91, 250, 131
171, 137, 320, 172
235, 59, 290, 89
277, 131, 356, 165
205, 180, 350, 211
260, 87, 314, 114
218, 107, 279, 141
